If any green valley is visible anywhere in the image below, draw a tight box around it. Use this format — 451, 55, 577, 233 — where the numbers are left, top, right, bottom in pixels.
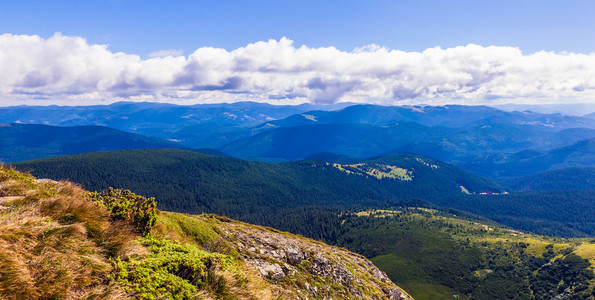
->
335, 209, 595, 299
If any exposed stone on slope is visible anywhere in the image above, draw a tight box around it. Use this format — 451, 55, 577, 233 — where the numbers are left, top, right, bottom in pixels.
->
213, 218, 412, 299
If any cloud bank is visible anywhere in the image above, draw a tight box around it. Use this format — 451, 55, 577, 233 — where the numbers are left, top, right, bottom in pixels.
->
1, 33, 595, 106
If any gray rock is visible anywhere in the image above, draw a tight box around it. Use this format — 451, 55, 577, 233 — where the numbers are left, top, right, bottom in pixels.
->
223, 221, 412, 299
253, 260, 285, 280
286, 245, 306, 265
389, 288, 410, 300
310, 253, 332, 277
35, 178, 58, 184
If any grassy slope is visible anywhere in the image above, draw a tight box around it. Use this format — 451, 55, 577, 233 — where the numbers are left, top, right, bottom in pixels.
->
0, 166, 406, 299
337, 209, 595, 299
0, 167, 130, 299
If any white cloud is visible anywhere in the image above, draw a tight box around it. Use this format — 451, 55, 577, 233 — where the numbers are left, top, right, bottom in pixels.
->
148, 49, 184, 58
1, 33, 595, 106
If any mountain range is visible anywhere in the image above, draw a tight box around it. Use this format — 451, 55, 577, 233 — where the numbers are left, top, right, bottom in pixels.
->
3, 102, 595, 180
251, 104, 595, 129
0, 101, 352, 148
218, 104, 595, 168
220, 122, 595, 164
461, 138, 595, 178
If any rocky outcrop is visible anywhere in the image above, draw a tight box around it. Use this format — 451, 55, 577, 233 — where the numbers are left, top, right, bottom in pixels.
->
215, 218, 412, 299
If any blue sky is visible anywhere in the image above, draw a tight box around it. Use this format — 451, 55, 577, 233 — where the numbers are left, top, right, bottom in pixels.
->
3, 0, 595, 56
1, 0, 595, 107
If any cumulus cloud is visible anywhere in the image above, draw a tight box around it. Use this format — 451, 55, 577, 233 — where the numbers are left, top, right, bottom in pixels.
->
1, 33, 595, 106
148, 49, 184, 58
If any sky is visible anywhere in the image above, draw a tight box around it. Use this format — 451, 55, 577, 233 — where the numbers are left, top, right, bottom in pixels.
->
1, 0, 595, 108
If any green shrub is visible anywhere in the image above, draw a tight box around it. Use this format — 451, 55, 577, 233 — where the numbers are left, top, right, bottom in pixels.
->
113, 238, 231, 299
87, 188, 157, 236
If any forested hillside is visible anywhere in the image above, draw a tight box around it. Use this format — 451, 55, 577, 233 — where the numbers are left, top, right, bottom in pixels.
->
337, 209, 595, 299
244, 206, 595, 299
14, 149, 498, 220
432, 191, 595, 237
462, 138, 595, 178
14, 148, 595, 238
501, 167, 595, 192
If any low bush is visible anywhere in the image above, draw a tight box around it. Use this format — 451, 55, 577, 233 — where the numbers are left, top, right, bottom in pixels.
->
113, 238, 231, 299
87, 188, 157, 236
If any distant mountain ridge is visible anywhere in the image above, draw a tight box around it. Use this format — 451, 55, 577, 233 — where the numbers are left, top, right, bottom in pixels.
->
221, 122, 441, 161
4, 101, 595, 178
220, 120, 595, 165
254, 104, 595, 130
2, 102, 594, 149
0, 101, 353, 148
0, 123, 187, 163
218, 104, 595, 177
462, 137, 595, 178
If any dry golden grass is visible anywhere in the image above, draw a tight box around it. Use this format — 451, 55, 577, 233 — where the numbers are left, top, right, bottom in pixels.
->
0, 166, 136, 299
0, 167, 276, 299
575, 242, 595, 268
224, 264, 275, 300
